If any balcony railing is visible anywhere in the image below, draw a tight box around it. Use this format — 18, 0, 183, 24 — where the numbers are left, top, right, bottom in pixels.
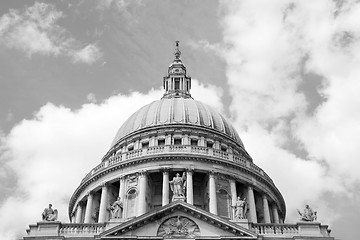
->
81, 145, 273, 184
250, 223, 299, 236
59, 223, 106, 236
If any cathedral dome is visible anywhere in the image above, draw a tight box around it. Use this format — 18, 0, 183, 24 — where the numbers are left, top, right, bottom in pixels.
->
111, 97, 244, 148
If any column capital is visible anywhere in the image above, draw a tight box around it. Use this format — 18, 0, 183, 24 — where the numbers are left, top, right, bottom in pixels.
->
209, 170, 216, 177
161, 167, 170, 174
101, 182, 109, 188
186, 168, 194, 174
119, 175, 126, 181
139, 170, 147, 177
86, 191, 94, 197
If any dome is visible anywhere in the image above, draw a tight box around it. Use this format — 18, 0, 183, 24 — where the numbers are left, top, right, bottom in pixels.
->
111, 97, 244, 148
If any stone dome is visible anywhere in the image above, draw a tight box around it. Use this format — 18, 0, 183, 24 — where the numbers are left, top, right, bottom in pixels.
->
111, 97, 244, 148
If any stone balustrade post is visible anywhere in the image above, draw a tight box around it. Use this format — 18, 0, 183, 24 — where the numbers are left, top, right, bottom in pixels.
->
263, 194, 271, 223
162, 168, 170, 206
186, 169, 194, 205
98, 183, 109, 223
247, 186, 257, 223
209, 171, 217, 215
137, 170, 148, 216
84, 192, 94, 223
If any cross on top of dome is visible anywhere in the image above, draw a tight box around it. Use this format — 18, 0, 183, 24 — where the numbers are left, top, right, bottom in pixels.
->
162, 41, 192, 99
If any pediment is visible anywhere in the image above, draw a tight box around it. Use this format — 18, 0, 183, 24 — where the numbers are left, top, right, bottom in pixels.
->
98, 201, 257, 239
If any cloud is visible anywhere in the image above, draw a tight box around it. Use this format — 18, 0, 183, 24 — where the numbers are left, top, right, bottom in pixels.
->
213, 0, 360, 229
96, 0, 144, 22
0, 80, 222, 240
0, 2, 102, 64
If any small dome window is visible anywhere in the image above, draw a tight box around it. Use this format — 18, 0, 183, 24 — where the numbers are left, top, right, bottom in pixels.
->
206, 141, 214, 148
191, 139, 198, 146
158, 139, 165, 146
174, 138, 182, 145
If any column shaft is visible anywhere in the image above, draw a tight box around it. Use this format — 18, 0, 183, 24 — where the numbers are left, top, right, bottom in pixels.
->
263, 195, 271, 223
209, 173, 217, 215
186, 170, 194, 204
247, 186, 257, 223
162, 170, 169, 206
75, 204, 83, 223
272, 204, 280, 223
98, 184, 108, 222
84, 193, 93, 223
119, 177, 126, 201
137, 171, 148, 216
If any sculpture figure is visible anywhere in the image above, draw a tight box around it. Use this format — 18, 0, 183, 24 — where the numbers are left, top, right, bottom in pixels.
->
42, 204, 58, 221
297, 204, 317, 221
233, 196, 247, 219
108, 197, 123, 219
169, 172, 186, 200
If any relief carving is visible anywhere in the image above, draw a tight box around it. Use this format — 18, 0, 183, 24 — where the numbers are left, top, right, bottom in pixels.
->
157, 216, 200, 238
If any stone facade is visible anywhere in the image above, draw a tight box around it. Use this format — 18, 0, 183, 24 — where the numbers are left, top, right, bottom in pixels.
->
23, 42, 334, 240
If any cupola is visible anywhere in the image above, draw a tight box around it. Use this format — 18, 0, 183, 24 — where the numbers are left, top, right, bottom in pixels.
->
162, 41, 192, 99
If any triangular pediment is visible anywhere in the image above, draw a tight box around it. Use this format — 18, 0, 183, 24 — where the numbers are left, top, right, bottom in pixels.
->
98, 201, 257, 239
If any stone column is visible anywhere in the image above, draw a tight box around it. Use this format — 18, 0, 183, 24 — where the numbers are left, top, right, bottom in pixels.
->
186, 169, 194, 205
263, 194, 271, 223
119, 176, 126, 201
272, 204, 280, 223
137, 170, 148, 216
84, 192, 93, 223
75, 203, 83, 223
162, 169, 170, 206
247, 186, 257, 223
229, 179, 237, 207
98, 183, 109, 223
209, 172, 217, 215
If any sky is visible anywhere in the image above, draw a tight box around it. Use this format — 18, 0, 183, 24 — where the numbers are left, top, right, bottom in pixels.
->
0, 0, 359, 239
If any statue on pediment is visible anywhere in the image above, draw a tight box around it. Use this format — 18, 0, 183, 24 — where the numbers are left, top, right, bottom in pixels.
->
108, 197, 123, 219
169, 172, 186, 201
233, 196, 247, 219
41, 204, 58, 221
297, 204, 317, 221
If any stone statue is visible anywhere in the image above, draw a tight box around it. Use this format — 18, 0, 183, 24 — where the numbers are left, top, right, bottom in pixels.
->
297, 204, 317, 221
233, 196, 247, 219
42, 204, 58, 221
169, 172, 186, 200
108, 197, 123, 219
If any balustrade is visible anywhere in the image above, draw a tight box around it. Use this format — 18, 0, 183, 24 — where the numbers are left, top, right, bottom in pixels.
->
81, 145, 270, 185
59, 223, 106, 236
250, 223, 299, 236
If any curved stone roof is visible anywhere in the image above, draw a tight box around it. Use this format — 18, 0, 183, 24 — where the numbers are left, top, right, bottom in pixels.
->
111, 97, 243, 147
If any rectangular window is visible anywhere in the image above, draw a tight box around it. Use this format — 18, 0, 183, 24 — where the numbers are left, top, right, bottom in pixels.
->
207, 142, 214, 148
175, 78, 180, 90
158, 139, 165, 146
191, 139, 198, 146
142, 142, 149, 148
174, 138, 182, 145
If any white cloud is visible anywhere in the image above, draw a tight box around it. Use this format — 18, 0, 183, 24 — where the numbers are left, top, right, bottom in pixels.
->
214, 0, 360, 229
0, 80, 221, 240
0, 2, 102, 64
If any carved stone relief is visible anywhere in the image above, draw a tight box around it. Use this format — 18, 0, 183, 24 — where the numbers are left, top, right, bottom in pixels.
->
157, 216, 200, 238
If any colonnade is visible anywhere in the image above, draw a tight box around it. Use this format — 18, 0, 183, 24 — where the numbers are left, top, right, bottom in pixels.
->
74, 169, 281, 224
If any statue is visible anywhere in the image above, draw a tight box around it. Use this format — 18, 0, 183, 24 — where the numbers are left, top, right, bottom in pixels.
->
169, 172, 186, 201
108, 197, 123, 219
297, 204, 317, 221
232, 196, 247, 219
41, 204, 58, 221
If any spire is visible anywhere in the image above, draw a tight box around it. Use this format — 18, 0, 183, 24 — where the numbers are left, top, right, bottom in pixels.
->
162, 41, 192, 99
174, 41, 181, 60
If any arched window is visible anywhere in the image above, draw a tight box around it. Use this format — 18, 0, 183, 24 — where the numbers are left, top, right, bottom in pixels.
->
125, 188, 137, 218
217, 189, 231, 218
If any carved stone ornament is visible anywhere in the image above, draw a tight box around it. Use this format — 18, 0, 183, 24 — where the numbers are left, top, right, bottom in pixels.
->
157, 216, 200, 238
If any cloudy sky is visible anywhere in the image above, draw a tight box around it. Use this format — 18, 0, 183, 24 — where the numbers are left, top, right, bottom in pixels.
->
0, 0, 359, 239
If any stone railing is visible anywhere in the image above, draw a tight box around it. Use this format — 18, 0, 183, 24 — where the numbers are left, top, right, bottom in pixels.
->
60, 223, 106, 236
81, 145, 273, 183
251, 223, 299, 236
250, 222, 331, 238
